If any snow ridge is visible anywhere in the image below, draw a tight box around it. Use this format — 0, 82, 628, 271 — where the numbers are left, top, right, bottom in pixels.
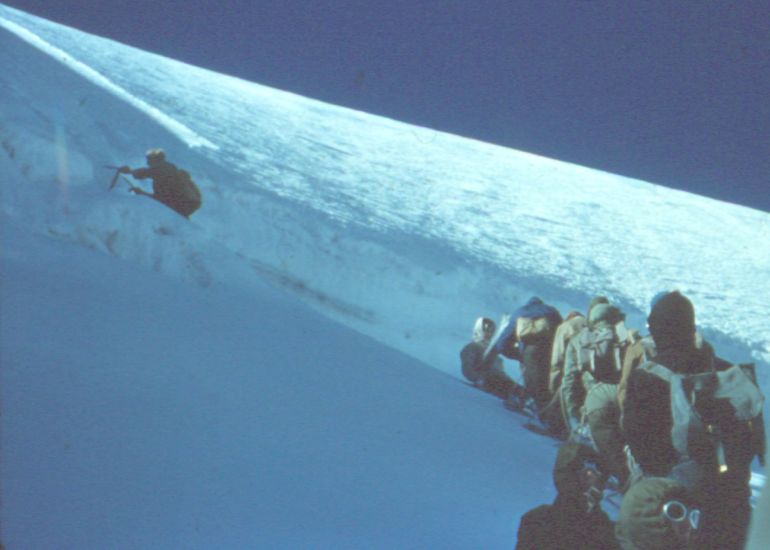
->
0, 13, 217, 151
1, 4, 769, 380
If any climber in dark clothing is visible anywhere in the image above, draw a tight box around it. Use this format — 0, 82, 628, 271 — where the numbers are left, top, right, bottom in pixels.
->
516, 441, 619, 549
460, 317, 523, 400
491, 297, 562, 411
120, 148, 202, 218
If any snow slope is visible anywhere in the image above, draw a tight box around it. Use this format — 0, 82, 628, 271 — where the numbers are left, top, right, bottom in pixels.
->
1, 221, 561, 549
0, 5, 769, 547
0, 4, 768, 380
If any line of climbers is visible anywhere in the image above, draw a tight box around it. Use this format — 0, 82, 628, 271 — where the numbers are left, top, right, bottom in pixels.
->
460, 291, 765, 550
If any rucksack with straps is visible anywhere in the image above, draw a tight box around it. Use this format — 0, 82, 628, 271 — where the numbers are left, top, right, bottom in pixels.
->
171, 169, 202, 217
580, 321, 631, 384
516, 316, 552, 345
640, 361, 765, 472
561, 320, 633, 429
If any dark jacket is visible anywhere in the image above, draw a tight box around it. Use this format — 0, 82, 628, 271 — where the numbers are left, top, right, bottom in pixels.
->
461, 341, 504, 383
460, 341, 516, 399
131, 160, 201, 218
516, 496, 619, 550
617, 334, 730, 412
517, 441, 620, 549
622, 345, 756, 549
622, 346, 715, 476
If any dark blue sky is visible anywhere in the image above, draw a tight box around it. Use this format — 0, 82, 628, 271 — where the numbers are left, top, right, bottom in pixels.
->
6, 0, 769, 212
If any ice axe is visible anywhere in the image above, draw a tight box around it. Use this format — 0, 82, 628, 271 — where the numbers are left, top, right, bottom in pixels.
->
104, 165, 126, 190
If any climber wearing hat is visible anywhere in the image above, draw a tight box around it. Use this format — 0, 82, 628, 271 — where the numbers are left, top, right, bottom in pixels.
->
119, 149, 202, 218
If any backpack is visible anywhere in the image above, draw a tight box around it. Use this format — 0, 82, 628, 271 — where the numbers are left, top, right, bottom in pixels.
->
516, 316, 552, 345
640, 361, 765, 472
172, 169, 202, 216
580, 321, 631, 384
177, 170, 201, 203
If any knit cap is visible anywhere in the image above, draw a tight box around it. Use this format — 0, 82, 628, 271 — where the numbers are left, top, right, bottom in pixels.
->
647, 291, 695, 349
588, 303, 625, 328
616, 477, 694, 550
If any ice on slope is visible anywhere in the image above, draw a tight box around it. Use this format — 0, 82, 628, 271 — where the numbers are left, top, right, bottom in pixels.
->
1, 4, 768, 380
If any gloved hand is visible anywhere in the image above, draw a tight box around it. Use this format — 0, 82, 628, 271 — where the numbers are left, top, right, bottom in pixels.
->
118, 165, 132, 174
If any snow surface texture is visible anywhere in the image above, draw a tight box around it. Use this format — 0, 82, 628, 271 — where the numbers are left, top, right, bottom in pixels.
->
0, 5, 768, 548
2, 221, 562, 549
1, 5, 769, 376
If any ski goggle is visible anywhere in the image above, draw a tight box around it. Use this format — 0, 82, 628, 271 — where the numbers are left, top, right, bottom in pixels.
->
662, 500, 701, 530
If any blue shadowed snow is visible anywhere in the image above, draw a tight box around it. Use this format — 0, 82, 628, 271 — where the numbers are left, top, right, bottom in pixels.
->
1, 220, 559, 549
0, 5, 768, 548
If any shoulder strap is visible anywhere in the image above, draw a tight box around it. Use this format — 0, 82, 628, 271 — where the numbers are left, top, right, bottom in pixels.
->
637, 336, 655, 364
643, 360, 766, 466
640, 362, 702, 458
639, 360, 669, 379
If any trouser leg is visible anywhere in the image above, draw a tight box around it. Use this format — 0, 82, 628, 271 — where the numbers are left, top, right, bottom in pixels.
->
521, 344, 551, 410
586, 406, 629, 486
